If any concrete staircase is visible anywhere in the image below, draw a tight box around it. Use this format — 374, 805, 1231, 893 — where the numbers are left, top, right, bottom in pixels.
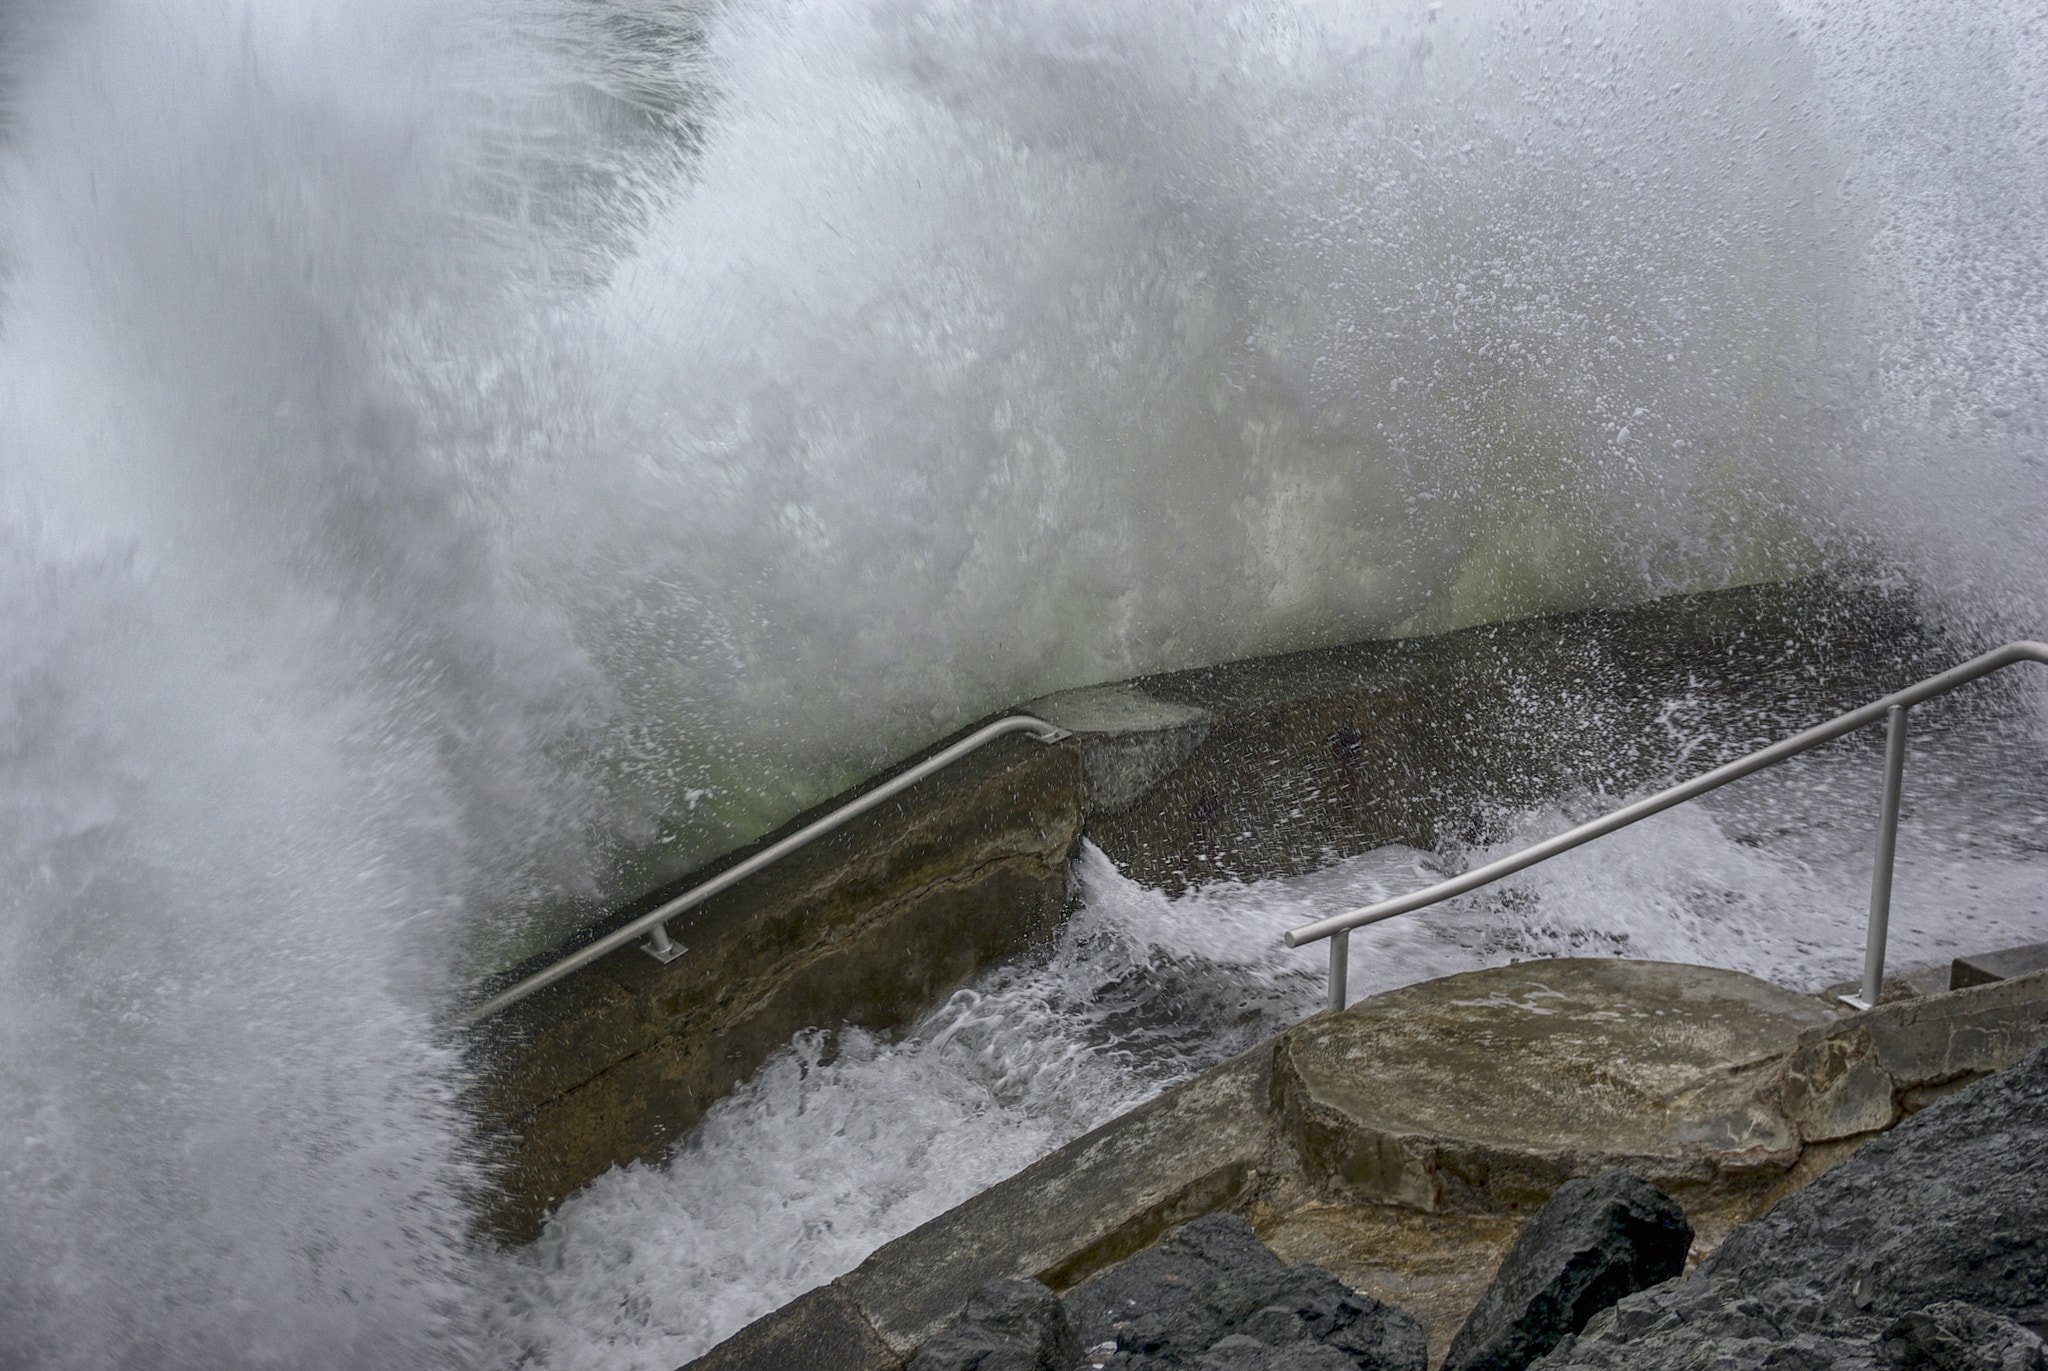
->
688, 955, 2048, 1370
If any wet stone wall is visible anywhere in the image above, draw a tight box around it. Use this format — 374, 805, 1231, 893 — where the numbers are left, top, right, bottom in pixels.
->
466, 578, 1932, 1238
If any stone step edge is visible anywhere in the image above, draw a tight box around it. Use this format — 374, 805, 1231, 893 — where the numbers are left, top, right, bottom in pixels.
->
683, 961, 2048, 1371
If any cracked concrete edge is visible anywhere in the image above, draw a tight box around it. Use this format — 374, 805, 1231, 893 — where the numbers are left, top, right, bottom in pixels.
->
683, 1283, 902, 1371
1027, 681, 1215, 815
831, 1040, 1281, 1355
1780, 969, 2048, 1144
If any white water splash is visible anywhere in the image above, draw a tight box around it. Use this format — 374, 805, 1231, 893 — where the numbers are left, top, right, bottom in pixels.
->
487, 712, 2048, 1367
2, 1, 2046, 1365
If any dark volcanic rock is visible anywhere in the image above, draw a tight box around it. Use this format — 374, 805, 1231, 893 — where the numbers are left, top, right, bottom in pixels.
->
1528, 1275, 1884, 1371
1444, 1168, 1692, 1371
908, 1277, 1081, 1371
1065, 1215, 1285, 1350
1525, 1288, 2047, 1371
1695, 1040, 2048, 1329
1101, 1261, 1426, 1371
1190, 1334, 1360, 1370
1880, 1303, 2045, 1371
1532, 1043, 2048, 1371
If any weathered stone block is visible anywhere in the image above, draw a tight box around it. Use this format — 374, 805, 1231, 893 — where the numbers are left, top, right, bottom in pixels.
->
687, 1283, 901, 1371
838, 1044, 1276, 1354
1780, 969, 2048, 1149
1275, 961, 1825, 1215
485, 853, 1074, 1239
1780, 1024, 1901, 1143
1950, 942, 2048, 992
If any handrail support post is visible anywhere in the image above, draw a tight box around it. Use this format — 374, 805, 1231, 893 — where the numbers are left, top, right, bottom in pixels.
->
1327, 928, 1350, 1014
457, 713, 1070, 1025
642, 921, 685, 964
1845, 702, 1910, 1011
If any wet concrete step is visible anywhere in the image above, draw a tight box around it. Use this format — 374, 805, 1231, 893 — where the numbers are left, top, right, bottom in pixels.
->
1953, 940, 2048, 990
683, 958, 2048, 1371
1274, 960, 1834, 1218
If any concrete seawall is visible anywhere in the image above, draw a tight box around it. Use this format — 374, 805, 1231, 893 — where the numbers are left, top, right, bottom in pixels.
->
465, 579, 1931, 1239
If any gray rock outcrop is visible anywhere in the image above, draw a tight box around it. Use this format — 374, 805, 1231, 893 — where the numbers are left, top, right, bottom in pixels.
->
1880, 1302, 2045, 1371
1189, 1334, 1362, 1370
1057, 1213, 1423, 1371
1444, 1168, 1692, 1371
1065, 1215, 1285, 1351
1532, 1041, 2048, 1371
1696, 1042, 2048, 1327
1098, 1259, 1426, 1371
908, 1277, 1081, 1371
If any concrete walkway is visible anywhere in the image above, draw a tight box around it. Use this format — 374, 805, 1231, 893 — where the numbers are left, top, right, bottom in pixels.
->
686, 958, 2048, 1370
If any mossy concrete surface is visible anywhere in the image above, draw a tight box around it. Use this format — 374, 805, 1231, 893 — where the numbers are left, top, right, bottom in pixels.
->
466, 579, 1931, 1241
683, 957, 2048, 1371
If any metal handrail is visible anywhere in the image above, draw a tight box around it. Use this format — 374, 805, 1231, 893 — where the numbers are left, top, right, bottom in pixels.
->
1285, 640, 2048, 1015
457, 713, 1071, 1026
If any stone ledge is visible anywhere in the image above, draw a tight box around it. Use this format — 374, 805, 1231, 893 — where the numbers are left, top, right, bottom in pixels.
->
683, 1284, 898, 1371
836, 1041, 1279, 1355
470, 578, 1931, 1242
1272, 961, 1833, 1216
1780, 967, 2048, 1143
683, 955, 2048, 1371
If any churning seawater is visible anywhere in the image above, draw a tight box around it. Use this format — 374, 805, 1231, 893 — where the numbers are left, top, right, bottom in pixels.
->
2, 1, 2045, 1366
479, 709, 2048, 1370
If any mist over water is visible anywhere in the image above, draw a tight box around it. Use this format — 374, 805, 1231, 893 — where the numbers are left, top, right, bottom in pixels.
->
1, 0, 2045, 1365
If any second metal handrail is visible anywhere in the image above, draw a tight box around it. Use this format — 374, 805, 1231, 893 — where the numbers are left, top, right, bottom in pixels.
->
457, 713, 1070, 1026
1285, 640, 2048, 1014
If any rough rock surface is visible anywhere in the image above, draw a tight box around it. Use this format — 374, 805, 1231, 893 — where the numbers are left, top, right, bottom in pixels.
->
908, 1278, 1080, 1371
1531, 1043, 2048, 1371
1880, 1302, 2045, 1371
1525, 1282, 2045, 1371
1065, 1215, 1285, 1350
1099, 1261, 1426, 1371
1189, 1335, 1361, 1370
1444, 1169, 1692, 1371
1696, 1043, 2048, 1327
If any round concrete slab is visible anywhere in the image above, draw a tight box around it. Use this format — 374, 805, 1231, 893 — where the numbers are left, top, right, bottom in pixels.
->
1278, 959, 1840, 1214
